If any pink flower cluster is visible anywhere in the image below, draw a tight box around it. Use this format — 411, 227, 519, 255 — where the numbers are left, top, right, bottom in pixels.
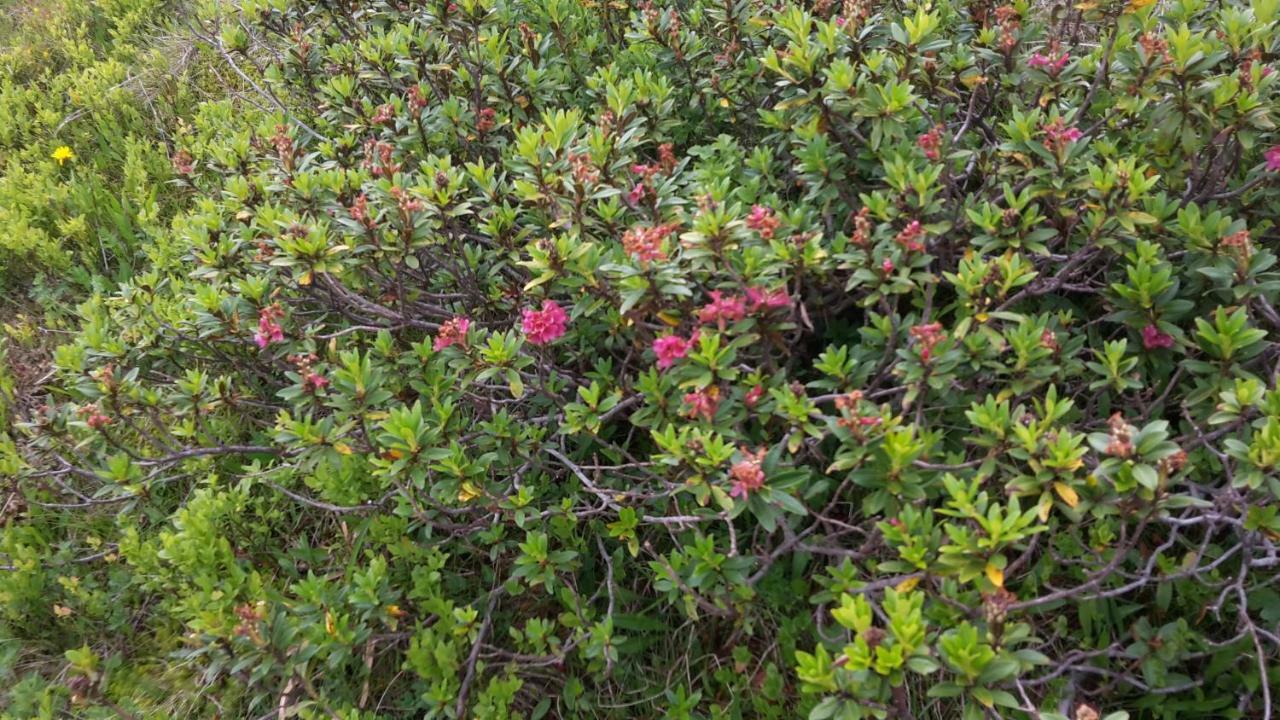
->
744, 286, 791, 311
1028, 51, 1069, 75
653, 332, 698, 370
349, 193, 375, 229
683, 386, 720, 422
623, 223, 679, 263
728, 448, 767, 499
627, 183, 647, 206
1266, 146, 1280, 172
909, 322, 945, 363
303, 372, 329, 393
287, 354, 328, 393
698, 291, 748, 326
1041, 118, 1083, 153
80, 404, 112, 430
521, 300, 568, 345
254, 305, 285, 349
696, 287, 792, 328
895, 220, 926, 253
1141, 324, 1174, 351
917, 125, 944, 161
434, 316, 471, 351
835, 390, 882, 436
362, 139, 401, 177
407, 86, 429, 117
745, 205, 781, 239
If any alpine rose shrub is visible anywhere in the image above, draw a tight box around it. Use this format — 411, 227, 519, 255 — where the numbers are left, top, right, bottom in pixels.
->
5, 0, 1280, 718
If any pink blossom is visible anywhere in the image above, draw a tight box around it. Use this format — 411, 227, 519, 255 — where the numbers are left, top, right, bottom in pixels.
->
745, 205, 781, 239
521, 300, 569, 345
745, 286, 792, 313
1042, 118, 1083, 153
1141, 324, 1175, 350
623, 223, 678, 263
895, 221, 926, 253
917, 125, 943, 161
1266, 146, 1280, 172
349, 193, 374, 228
434, 316, 471, 351
254, 306, 285, 349
729, 448, 767, 499
744, 384, 765, 408
881, 257, 895, 274
697, 291, 747, 326
910, 322, 945, 363
627, 183, 647, 205
303, 372, 329, 393
1028, 52, 1069, 74
683, 387, 720, 422
653, 333, 696, 370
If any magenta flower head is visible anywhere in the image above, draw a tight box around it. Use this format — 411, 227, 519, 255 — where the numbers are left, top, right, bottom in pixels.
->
1265, 146, 1280, 172
1029, 52, 1069, 75
917, 125, 944, 161
728, 448, 767, 499
697, 291, 747, 327
653, 332, 696, 370
627, 183, 647, 206
682, 387, 720, 422
521, 300, 569, 345
745, 205, 781, 239
254, 305, 285, 349
434, 316, 471, 351
1141, 324, 1175, 351
744, 286, 792, 314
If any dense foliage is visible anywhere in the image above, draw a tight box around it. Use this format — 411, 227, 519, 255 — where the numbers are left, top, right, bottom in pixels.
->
4, 0, 1280, 717
0, 0, 208, 296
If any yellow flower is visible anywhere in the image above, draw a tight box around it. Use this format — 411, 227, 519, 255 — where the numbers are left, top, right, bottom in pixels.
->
52, 146, 75, 165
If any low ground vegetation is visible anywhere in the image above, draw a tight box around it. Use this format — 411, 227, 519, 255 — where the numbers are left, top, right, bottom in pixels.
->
3, 0, 1280, 718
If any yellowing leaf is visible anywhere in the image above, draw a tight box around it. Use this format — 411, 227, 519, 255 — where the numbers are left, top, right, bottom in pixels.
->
333, 443, 353, 455
657, 311, 682, 327
1038, 493, 1052, 522
298, 271, 313, 286
985, 562, 1004, 588
1125, 0, 1156, 12
1054, 482, 1080, 507
896, 575, 921, 592
458, 481, 483, 503
774, 95, 813, 111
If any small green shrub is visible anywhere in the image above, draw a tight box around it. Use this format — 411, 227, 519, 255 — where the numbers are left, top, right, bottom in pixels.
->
5, 0, 1280, 717
0, 0, 207, 293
